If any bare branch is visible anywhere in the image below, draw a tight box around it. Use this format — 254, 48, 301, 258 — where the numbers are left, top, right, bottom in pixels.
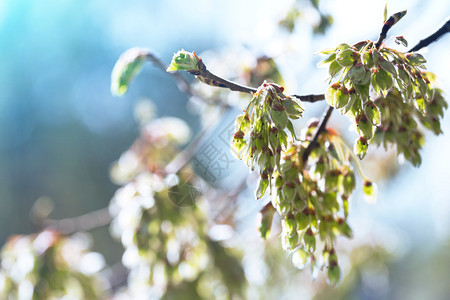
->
302, 105, 334, 162
189, 58, 325, 103
44, 207, 112, 235
409, 17, 450, 52
375, 10, 407, 49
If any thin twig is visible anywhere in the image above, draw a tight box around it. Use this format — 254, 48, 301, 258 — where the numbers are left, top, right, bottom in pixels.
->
408, 17, 450, 52
301, 105, 334, 162
191, 59, 325, 102
145, 52, 193, 95
375, 10, 407, 49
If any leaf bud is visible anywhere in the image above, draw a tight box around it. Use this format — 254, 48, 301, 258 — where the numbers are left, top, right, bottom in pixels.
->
167, 50, 199, 72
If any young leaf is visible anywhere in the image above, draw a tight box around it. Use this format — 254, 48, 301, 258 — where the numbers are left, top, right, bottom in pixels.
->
395, 36, 408, 47
111, 47, 148, 96
258, 204, 275, 239
167, 50, 199, 72
336, 49, 355, 67
318, 53, 337, 67
256, 177, 269, 199
406, 53, 426, 66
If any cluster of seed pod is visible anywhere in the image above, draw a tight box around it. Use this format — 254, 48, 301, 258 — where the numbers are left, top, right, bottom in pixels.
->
319, 40, 442, 160
371, 87, 447, 166
257, 121, 374, 285
232, 82, 304, 198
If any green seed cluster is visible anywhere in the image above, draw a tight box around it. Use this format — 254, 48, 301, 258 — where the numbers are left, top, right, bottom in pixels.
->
372, 87, 447, 166
258, 122, 365, 285
0, 231, 105, 299
319, 40, 440, 160
232, 82, 304, 198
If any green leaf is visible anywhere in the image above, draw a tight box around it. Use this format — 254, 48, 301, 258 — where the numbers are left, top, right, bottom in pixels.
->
303, 228, 316, 252
111, 47, 148, 96
379, 59, 397, 77
319, 48, 336, 55
354, 137, 368, 159
336, 43, 352, 52
270, 109, 288, 130
356, 114, 374, 140
342, 93, 358, 115
326, 84, 340, 106
341, 171, 356, 196
329, 60, 344, 77
335, 87, 350, 109
286, 120, 298, 140
295, 212, 310, 231
415, 98, 427, 116
336, 49, 356, 67
374, 69, 393, 96
166, 50, 199, 72
327, 265, 341, 286
383, 3, 388, 22
406, 53, 426, 66
363, 180, 376, 203
256, 177, 269, 199
353, 83, 370, 100
318, 53, 336, 67
258, 205, 275, 239
282, 99, 304, 118
364, 101, 381, 125
348, 64, 370, 85
362, 51, 374, 68
395, 36, 408, 47
292, 248, 309, 270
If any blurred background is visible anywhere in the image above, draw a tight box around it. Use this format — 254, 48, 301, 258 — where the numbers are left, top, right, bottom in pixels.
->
0, 0, 449, 298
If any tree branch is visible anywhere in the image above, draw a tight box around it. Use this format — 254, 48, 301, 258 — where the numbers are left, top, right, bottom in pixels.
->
408, 17, 450, 52
44, 207, 112, 235
301, 105, 334, 162
190, 58, 325, 102
375, 10, 407, 49
145, 52, 194, 96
